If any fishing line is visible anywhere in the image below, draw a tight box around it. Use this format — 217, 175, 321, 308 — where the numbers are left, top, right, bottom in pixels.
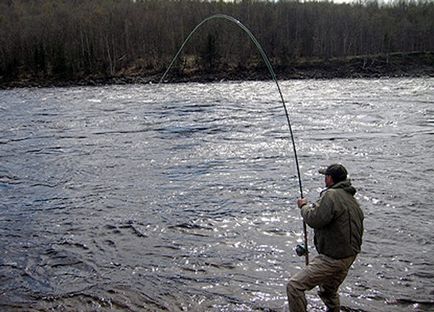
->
158, 14, 308, 265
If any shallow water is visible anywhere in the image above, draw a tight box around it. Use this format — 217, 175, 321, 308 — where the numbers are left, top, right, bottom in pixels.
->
0, 78, 433, 311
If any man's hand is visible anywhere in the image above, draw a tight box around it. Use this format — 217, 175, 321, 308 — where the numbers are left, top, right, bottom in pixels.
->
297, 198, 308, 208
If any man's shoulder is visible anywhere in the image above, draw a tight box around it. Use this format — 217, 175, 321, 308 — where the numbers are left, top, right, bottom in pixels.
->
320, 187, 338, 199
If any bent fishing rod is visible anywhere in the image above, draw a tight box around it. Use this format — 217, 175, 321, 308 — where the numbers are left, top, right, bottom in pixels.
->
158, 14, 309, 265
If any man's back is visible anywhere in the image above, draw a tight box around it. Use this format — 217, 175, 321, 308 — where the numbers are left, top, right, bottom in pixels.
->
301, 180, 364, 259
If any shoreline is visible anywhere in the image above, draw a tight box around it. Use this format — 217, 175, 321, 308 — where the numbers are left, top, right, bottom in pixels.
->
1, 52, 433, 89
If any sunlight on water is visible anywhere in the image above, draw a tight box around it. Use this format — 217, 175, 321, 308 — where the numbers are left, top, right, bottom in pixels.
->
0, 78, 433, 311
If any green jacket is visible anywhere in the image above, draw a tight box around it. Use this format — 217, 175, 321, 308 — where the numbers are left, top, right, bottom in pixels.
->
301, 180, 364, 259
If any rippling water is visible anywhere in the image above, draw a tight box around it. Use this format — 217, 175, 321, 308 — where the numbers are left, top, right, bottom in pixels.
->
0, 78, 433, 311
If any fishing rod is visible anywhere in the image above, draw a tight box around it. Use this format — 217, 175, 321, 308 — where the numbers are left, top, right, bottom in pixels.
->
158, 14, 309, 265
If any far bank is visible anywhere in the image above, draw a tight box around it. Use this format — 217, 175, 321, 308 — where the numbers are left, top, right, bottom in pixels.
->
1, 52, 433, 89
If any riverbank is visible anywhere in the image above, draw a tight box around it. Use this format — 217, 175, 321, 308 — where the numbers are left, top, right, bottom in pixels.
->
1, 52, 433, 89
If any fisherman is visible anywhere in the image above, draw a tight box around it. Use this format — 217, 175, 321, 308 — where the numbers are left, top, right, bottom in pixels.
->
287, 164, 364, 312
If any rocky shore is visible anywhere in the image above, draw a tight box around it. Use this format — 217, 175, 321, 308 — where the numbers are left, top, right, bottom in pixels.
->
1, 52, 433, 89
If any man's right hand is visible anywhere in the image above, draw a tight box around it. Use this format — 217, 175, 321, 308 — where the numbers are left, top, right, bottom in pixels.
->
297, 198, 308, 208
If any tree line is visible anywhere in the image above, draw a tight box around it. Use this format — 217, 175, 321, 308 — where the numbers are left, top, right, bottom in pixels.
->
0, 0, 433, 84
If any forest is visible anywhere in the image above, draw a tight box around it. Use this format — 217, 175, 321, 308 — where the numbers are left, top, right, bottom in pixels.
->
0, 0, 433, 87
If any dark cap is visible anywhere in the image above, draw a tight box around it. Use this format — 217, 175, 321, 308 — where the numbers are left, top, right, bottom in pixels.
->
319, 164, 348, 183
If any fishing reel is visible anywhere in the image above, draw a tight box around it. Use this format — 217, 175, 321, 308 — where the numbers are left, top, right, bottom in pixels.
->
295, 244, 308, 257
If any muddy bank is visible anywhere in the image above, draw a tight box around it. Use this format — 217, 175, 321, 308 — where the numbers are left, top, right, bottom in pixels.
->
1, 52, 433, 89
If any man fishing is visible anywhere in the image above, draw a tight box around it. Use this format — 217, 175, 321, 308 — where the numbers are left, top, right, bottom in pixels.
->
287, 164, 364, 312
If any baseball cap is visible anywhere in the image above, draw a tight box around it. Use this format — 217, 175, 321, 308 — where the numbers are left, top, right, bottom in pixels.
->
318, 164, 348, 182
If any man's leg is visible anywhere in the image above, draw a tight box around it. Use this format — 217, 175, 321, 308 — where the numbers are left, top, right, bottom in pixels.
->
287, 255, 342, 312
286, 255, 355, 312
286, 275, 308, 312
317, 255, 356, 312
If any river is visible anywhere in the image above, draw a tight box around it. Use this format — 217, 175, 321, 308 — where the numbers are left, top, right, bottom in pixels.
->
0, 78, 433, 311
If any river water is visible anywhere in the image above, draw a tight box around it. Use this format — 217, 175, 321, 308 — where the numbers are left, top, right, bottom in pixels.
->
0, 78, 433, 311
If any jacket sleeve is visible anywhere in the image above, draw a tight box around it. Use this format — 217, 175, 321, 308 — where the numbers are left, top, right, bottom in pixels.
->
300, 191, 334, 229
